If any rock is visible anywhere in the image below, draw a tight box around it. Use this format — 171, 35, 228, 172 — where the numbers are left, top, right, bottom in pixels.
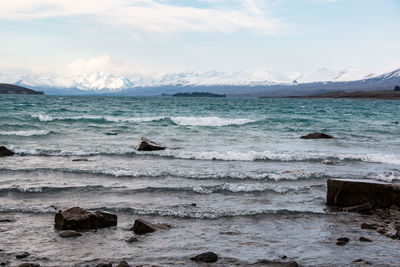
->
136, 137, 165, 151
59, 230, 82, 238
342, 203, 372, 212
322, 160, 335, 165
326, 179, 400, 209
126, 237, 138, 243
377, 228, 387, 235
361, 223, 378, 230
0, 218, 15, 223
0, 262, 8, 266
131, 218, 170, 234
190, 252, 218, 263
54, 207, 117, 230
359, 236, 373, 242
336, 237, 349, 245
190, 203, 197, 207
18, 264, 40, 267
95, 263, 112, 267
284, 262, 298, 267
0, 146, 14, 157
16, 252, 30, 259
72, 158, 89, 162
117, 261, 129, 267
300, 133, 333, 139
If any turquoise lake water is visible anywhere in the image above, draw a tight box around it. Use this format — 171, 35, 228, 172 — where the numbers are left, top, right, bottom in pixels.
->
1, 95, 400, 266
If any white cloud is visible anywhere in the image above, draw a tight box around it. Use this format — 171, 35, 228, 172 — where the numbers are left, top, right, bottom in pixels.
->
0, 0, 284, 35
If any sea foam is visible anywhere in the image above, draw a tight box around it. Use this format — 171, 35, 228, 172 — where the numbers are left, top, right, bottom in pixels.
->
0, 130, 50, 136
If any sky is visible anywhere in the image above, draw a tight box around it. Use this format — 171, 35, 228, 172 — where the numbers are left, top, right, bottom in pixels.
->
0, 0, 400, 87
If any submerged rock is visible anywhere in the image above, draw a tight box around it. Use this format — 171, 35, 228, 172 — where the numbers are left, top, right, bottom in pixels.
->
16, 252, 30, 259
18, 264, 40, 267
136, 137, 166, 151
59, 230, 82, 238
361, 223, 379, 230
359, 236, 373, 242
95, 263, 112, 267
72, 158, 89, 162
190, 252, 218, 263
0, 146, 14, 157
326, 179, 400, 209
54, 207, 117, 230
300, 133, 333, 139
126, 237, 138, 243
131, 218, 170, 234
116, 261, 129, 267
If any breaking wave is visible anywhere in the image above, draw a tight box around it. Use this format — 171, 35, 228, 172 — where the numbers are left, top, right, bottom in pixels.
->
9, 146, 400, 165
170, 116, 255, 126
31, 114, 255, 127
0, 130, 50, 136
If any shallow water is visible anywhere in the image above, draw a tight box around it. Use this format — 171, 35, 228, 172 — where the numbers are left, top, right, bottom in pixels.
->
1, 95, 400, 266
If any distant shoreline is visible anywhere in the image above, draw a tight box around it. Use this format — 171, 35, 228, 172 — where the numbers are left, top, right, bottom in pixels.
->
0, 83, 44, 95
261, 90, 400, 100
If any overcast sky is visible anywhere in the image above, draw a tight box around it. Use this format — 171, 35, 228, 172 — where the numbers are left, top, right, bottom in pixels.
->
0, 0, 399, 76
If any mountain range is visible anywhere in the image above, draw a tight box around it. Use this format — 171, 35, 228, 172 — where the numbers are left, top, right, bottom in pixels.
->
2, 67, 400, 97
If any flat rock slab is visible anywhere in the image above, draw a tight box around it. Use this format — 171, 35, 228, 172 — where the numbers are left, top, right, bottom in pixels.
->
55, 207, 117, 230
327, 179, 400, 209
131, 218, 170, 234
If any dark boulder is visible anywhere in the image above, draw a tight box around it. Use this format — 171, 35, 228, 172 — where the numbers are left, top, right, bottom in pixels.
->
300, 133, 333, 139
190, 252, 218, 263
95, 263, 112, 267
0, 146, 14, 157
58, 230, 82, 238
54, 207, 117, 230
131, 218, 170, 234
136, 137, 165, 151
327, 179, 400, 209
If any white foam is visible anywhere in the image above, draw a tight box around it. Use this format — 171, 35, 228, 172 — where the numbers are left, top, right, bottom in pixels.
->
0, 130, 50, 136
31, 114, 54, 121
170, 116, 255, 126
32, 114, 164, 123
375, 172, 400, 182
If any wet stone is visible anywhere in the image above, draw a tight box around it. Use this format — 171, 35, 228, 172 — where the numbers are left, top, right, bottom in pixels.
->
190, 252, 218, 263
95, 263, 112, 267
361, 223, 378, 230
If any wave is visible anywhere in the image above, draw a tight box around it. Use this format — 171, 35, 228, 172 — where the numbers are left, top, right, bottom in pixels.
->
0, 167, 325, 181
375, 171, 400, 182
0, 205, 325, 219
0, 183, 318, 196
170, 116, 255, 126
31, 114, 255, 127
31, 114, 164, 123
0, 130, 50, 136
0, 185, 111, 194
8, 146, 400, 165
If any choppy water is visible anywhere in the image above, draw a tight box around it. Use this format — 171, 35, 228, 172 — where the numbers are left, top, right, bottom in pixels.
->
1, 95, 400, 266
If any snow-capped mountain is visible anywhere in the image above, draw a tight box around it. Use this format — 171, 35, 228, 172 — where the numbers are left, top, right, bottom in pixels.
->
0, 66, 399, 95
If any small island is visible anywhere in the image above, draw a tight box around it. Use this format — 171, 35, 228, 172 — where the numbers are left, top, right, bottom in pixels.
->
172, 92, 226, 97
0, 83, 44, 95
